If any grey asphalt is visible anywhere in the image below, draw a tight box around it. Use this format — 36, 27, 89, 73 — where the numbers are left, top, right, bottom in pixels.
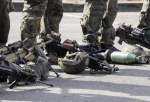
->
0, 12, 150, 102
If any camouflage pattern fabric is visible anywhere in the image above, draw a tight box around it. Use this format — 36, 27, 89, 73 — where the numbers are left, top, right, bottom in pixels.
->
58, 52, 89, 74
20, 0, 63, 41
138, 0, 150, 28
81, 0, 118, 45
0, 0, 13, 46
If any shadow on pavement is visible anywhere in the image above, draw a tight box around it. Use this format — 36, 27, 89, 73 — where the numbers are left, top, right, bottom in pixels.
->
0, 66, 150, 102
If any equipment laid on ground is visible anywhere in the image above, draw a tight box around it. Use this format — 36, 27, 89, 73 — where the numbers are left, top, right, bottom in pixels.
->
79, 44, 119, 74
0, 58, 54, 89
0, 38, 61, 88
104, 50, 148, 64
123, 45, 144, 56
58, 42, 119, 74
58, 52, 89, 74
0, 38, 59, 77
0, 56, 36, 89
115, 24, 150, 64
0, 40, 23, 55
116, 23, 150, 49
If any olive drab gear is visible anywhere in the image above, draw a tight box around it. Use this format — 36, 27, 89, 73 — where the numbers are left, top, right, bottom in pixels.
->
26, 57, 50, 81
0, 55, 54, 88
123, 45, 144, 56
0, 38, 60, 77
58, 52, 89, 74
116, 23, 150, 49
123, 45, 150, 64
81, 0, 118, 45
107, 51, 141, 64
20, 0, 63, 41
104, 49, 148, 64
0, 56, 37, 88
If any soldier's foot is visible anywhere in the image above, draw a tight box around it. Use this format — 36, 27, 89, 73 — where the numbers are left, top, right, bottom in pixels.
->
41, 31, 61, 43
82, 34, 98, 44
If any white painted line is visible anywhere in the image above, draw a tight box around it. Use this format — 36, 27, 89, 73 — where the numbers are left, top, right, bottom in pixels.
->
72, 75, 150, 87
69, 89, 150, 102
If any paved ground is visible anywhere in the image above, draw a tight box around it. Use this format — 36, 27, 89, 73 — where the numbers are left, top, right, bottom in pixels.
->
0, 11, 150, 102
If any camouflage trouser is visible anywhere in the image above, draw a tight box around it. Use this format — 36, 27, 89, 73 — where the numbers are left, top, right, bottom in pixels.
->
81, 0, 118, 45
0, 0, 13, 45
138, 0, 150, 28
20, 0, 63, 41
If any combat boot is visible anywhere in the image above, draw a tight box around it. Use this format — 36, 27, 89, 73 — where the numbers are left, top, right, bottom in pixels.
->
82, 33, 99, 44
44, 31, 61, 65
47, 51, 58, 65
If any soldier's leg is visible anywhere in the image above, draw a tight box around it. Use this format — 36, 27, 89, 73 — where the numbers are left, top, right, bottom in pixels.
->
43, 0, 63, 33
81, 0, 108, 43
42, 0, 63, 64
103, 0, 118, 28
20, 0, 48, 41
0, 0, 10, 46
101, 0, 118, 45
138, 0, 150, 28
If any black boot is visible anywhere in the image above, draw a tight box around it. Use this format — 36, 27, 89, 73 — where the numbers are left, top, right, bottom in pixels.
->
46, 43, 59, 65
82, 34, 98, 44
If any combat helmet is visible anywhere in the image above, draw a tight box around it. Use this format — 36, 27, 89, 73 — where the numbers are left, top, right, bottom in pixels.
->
58, 52, 89, 74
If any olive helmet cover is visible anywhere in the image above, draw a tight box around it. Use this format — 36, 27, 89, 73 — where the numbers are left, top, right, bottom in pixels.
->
58, 52, 89, 74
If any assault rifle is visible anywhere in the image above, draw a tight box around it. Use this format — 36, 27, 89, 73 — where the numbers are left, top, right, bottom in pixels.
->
78, 43, 119, 73
0, 38, 60, 88
0, 41, 23, 55
0, 38, 59, 77
116, 23, 150, 49
0, 57, 54, 89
